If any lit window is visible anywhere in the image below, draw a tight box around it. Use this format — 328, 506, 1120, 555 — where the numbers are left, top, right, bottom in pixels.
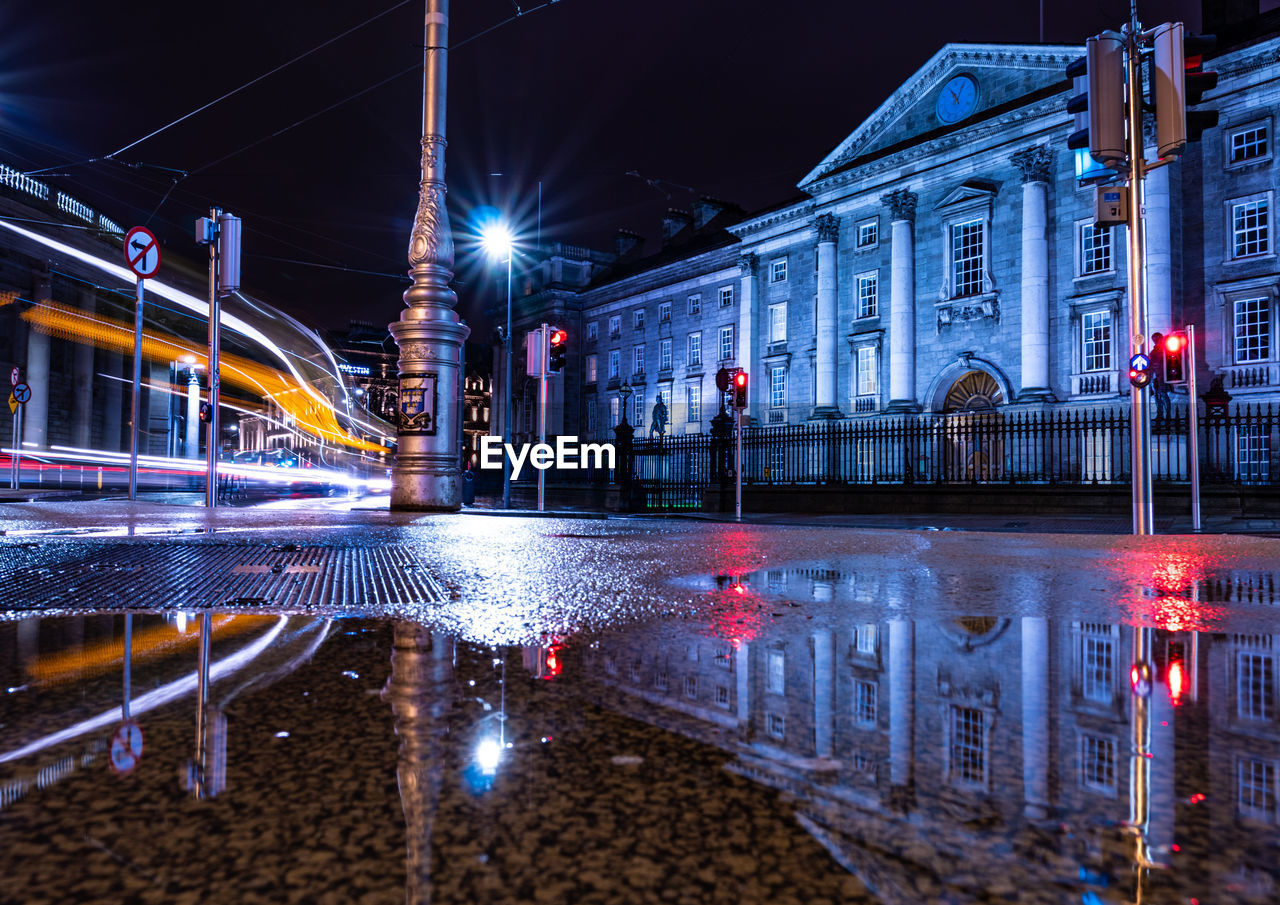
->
856, 218, 878, 248
1076, 623, 1116, 705
1230, 124, 1269, 164
688, 332, 701, 368
687, 294, 701, 316
660, 338, 672, 371
855, 346, 878, 396
609, 396, 620, 428
1239, 652, 1276, 719
586, 321, 598, 342
766, 650, 785, 694
1081, 224, 1113, 275
633, 344, 645, 376
950, 706, 985, 785
854, 623, 877, 655
771, 258, 787, 283
719, 325, 734, 361
1236, 424, 1272, 485
608, 315, 621, 338
608, 350, 620, 379
768, 303, 787, 344
1232, 198, 1270, 258
659, 301, 671, 323
1080, 733, 1116, 794
1234, 297, 1270, 363
719, 286, 734, 307
633, 309, 645, 329
770, 366, 786, 408
952, 218, 984, 297
632, 390, 644, 428
856, 272, 878, 319
855, 680, 877, 726
1082, 310, 1112, 372
686, 385, 701, 423
585, 354, 598, 384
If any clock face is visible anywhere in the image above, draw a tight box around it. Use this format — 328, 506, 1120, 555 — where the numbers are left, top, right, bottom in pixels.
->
936, 75, 979, 124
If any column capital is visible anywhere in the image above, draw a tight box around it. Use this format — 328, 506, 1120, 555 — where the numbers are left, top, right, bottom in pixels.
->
880, 189, 917, 223
1011, 145, 1054, 184
739, 253, 758, 277
813, 212, 840, 244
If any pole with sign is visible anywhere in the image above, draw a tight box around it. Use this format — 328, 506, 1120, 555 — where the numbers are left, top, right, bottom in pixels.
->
8, 367, 22, 490
124, 226, 161, 501
1187, 325, 1201, 532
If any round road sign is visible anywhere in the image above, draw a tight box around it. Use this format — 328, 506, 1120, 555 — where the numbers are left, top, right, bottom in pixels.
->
110, 720, 145, 774
124, 226, 161, 279
8, 366, 18, 387
12, 382, 30, 405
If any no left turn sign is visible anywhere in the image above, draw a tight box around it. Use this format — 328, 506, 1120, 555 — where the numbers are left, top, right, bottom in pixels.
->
12, 383, 30, 405
124, 226, 161, 279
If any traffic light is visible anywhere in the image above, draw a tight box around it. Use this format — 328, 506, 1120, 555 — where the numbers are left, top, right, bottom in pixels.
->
1130, 661, 1153, 698
1153, 23, 1219, 158
1163, 330, 1187, 383
732, 370, 748, 408
199, 401, 213, 423
1128, 351, 1154, 389
548, 328, 567, 373
1066, 32, 1127, 170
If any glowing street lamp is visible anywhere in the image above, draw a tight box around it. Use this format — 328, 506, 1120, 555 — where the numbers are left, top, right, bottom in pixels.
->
481, 222, 515, 510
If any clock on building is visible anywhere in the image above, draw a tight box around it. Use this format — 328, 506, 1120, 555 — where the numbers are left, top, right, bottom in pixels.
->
935, 74, 979, 124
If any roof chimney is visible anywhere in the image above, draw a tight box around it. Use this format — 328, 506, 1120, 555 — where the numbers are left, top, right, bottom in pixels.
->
692, 197, 727, 230
615, 229, 643, 258
662, 209, 693, 244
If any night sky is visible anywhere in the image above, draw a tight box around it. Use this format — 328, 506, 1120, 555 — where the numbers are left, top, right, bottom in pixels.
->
1, 0, 1203, 334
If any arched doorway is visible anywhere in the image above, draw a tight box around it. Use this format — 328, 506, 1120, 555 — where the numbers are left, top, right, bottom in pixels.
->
940, 370, 1004, 482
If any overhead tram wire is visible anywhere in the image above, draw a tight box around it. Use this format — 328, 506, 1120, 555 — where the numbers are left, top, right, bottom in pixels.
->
19, 0, 418, 178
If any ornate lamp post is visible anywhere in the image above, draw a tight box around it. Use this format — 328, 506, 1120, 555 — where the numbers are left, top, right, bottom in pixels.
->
389, 0, 471, 511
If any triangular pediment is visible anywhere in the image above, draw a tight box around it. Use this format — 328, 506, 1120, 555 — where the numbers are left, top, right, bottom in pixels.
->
934, 179, 998, 210
800, 43, 1079, 190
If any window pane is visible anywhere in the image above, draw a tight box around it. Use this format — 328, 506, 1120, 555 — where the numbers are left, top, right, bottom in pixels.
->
769, 303, 787, 343
688, 332, 701, 366
1233, 199, 1270, 258
952, 218, 984, 297
857, 273, 878, 318
660, 339, 672, 371
1082, 310, 1112, 372
1234, 297, 1270, 363
856, 346, 878, 396
770, 366, 786, 408
1232, 126, 1269, 164
719, 326, 734, 360
950, 706, 985, 784
1081, 225, 1112, 275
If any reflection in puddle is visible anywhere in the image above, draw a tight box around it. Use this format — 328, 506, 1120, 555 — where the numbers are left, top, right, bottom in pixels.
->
2, 592, 1279, 903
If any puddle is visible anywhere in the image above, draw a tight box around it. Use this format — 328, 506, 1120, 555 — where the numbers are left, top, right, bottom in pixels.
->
2, 604, 1278, 904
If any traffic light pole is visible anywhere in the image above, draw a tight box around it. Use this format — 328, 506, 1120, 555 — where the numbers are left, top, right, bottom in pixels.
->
538, 323, 548, 512
1187, 325, 1201, 531
204, 208, 222, 510
1123, 19, 1155, 536
735, 405, 742, 521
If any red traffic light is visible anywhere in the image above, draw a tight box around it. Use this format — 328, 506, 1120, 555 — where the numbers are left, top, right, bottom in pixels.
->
734, 372, 747, 387
549, 329, 566, 345
1165, 333, 1184, 353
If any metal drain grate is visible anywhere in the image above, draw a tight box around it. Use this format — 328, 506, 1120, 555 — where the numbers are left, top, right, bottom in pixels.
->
0, 543, 445, 610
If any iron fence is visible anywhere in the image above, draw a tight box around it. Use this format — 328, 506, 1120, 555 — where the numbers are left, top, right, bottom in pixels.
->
624, 403, 1280, 510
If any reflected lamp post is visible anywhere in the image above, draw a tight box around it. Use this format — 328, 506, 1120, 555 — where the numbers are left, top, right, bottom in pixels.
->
481, 223, 514, 510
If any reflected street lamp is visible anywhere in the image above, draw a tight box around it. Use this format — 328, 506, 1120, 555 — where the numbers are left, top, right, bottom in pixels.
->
481, 223, 514, 510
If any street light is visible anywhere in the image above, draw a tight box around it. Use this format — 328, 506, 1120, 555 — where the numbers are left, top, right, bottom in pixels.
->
481, 222, 515, 510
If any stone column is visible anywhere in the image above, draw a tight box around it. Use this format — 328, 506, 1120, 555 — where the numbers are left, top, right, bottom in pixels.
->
813, 214, 841, 418
72, 288, 96, 448
1020, 616, 1051, 818
735, 641, 750, 726
1145, 161, 1173, 333
737, 254, 758, 419
22, 269, 51, 449
102, 350, 124, 452
888, 619, 914, 790
881, 191, 919, 411
389, 0, 470, 511
1012, 146, 1055, 401
812, 629, 835, 758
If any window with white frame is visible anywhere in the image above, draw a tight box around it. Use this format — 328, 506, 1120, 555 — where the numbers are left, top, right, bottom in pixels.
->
586, 321, 598, 342
1236, 424, 1272, 485
1239, 758, 1278, 823
608, 314, 621, 337
719, 325, 734, 361
1082, 309, 1112, 372
1234, 297, 1271, 363
659, 301, 671, 322
719, 286, 734, 307
586, 353, 598, 384
766, 712, 786, 739
609, 396, 620, 428
1080, 733, 1117, 794
633, 344, 645, 376
949, 705, 986, 786
1239, 650, 1276, 720
770, 258, 788, 283
856, 218, 879, 249
632, 390, 644, 427
660, 338, 672, 371
855, 680, 877, 726
855, 345, 879, 397
856, 272, 878, 319
686, 384, 701, 423
854, 623, 877, 655
1080, 224, 1113, 275
1232, 197, 1271, 258
952, 217, 985, 297
688, 331, 701, 368
687, 294, 701, 316
1230, 123, 1270, 165
770, 366, 786, 408
656, 386, 671, 418
1075, 622, 1117, 705
608, 350, 620, 379
766, 649, 785, 694
768, 302, 787, 344
633, 309, 645, 329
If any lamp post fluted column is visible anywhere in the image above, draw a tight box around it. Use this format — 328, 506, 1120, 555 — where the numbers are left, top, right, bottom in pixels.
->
390, 0, 471, 511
